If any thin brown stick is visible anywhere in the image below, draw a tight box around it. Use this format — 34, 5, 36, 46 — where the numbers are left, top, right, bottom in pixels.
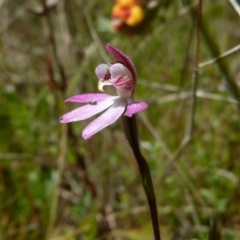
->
199, 43, 240, 68
42, 0, 67, 92
197, 7, 240, 109
185, 0, 201, 139
160, 0, 202, 180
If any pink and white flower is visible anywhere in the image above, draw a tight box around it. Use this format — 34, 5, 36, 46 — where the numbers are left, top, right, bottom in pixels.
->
60, 44, 148, 139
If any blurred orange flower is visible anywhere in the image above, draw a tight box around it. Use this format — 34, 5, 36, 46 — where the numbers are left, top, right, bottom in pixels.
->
112, 0, 145, 30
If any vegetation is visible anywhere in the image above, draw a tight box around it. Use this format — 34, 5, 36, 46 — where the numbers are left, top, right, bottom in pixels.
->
1, 0, 240, 239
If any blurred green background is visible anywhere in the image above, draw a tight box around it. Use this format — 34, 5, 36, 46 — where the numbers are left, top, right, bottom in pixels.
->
1, 0, 240, 239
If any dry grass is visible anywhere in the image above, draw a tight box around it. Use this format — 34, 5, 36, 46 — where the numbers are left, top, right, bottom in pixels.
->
1, 0, 240, 239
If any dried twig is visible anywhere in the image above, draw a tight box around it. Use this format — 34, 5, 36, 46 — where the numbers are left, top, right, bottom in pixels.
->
185, 0, 201, 140
155, 90, 239, 104
199, 43, 240, 68
159, 0, 202, 185
197, 5, 240, 109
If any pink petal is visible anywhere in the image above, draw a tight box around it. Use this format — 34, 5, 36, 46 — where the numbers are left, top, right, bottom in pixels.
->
95, 64, 110, 81
65, 93, 112, 103
124, 101, 148, 117
82, 98, 127, 139
60, 98, 116, 123
106, 44, 137, 82
109, 63, 133, 83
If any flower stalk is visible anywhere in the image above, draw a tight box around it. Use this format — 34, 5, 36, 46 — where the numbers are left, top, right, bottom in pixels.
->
122, 115, 161, 240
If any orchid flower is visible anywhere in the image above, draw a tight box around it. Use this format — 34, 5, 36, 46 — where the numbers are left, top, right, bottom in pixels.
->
60, 44, 148, 139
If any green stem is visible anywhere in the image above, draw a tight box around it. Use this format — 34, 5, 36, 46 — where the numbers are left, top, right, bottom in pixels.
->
186, 0, 240, 111
122, 115, 161, 240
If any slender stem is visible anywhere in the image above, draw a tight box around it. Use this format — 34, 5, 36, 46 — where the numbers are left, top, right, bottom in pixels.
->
208, 216, 221, 240
199, 43, 240, 68
122, 115, 161, 240
188, 0, 240, 110
40, 1, 68, 238
42, 0, 67, 92
186, 0, 201, 138
46, 123, 68, 240
160, 0, 202, 184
